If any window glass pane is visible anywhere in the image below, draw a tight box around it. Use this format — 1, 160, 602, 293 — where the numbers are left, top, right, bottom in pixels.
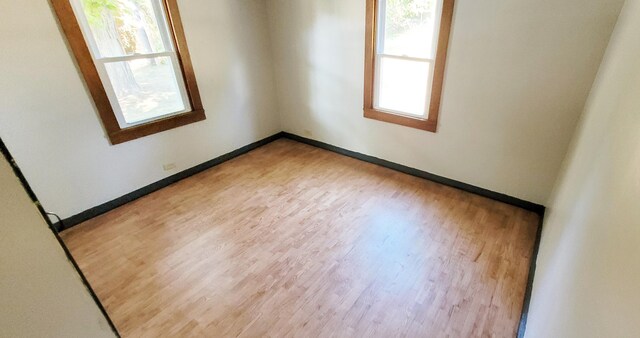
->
77, 0, 167, 57
376, 56, 430, 116
381, 0, 439, 59
104, 56, 187, 123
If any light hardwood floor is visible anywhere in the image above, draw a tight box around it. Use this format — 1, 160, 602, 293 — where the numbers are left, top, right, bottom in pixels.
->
61, 139, 539, 337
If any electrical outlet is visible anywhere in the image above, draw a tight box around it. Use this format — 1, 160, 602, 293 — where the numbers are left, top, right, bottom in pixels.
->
163, 163, 176, 171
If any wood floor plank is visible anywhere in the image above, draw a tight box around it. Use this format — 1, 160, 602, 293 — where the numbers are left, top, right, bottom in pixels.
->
61, 139, 539, 337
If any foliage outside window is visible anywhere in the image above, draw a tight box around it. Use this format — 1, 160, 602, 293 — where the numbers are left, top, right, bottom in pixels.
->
52, 0, 205, 144
363, 0, 455, 132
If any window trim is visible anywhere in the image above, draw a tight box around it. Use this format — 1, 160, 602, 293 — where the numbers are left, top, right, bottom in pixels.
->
51, 0, 205, 145
363, 0, 455, 132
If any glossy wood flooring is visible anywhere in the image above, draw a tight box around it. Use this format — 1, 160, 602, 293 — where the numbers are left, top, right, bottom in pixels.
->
62, 139, 539, 337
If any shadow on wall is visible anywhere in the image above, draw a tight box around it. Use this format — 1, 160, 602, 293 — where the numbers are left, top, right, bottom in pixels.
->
305, 1, 363, 140
526, 2, 640, 334
271, 0, 366, 142
141, 0, 278, 147
268, 0, 462, 175
208, 0, 279, 142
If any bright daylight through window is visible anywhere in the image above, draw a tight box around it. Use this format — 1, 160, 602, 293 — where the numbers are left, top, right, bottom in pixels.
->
71, 0, 190, 126
364, 0, 454, 132
52, 0, 204, 144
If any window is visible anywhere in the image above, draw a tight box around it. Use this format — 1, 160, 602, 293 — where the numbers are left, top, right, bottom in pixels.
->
52, 0, 204, 144
364, 0, 454, 132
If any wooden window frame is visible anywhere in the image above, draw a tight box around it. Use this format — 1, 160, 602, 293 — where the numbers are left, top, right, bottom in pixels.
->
51, 0, 205, 145
363, 0, 454, 132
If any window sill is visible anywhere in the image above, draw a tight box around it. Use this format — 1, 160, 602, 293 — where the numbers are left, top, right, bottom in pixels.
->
364, 108, 437, 132
108, 109, 206, 145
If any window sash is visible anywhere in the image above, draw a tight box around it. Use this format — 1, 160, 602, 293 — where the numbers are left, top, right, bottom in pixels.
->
70, 0, 191, 128
73, 0, 174, 59
96, 54, 192, 128
373, 0, 442, 118
97, 51, 173, 63
373, 55, 435, 117
363, 0, 454, 133
52, 0, 205, 144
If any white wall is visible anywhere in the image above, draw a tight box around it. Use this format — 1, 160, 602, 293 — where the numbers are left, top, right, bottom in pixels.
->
266, 0, 623, 205
0, 0, 280, 218
0, 0, 627, 216
0, 152, 115, 337
526, 0, 640, 336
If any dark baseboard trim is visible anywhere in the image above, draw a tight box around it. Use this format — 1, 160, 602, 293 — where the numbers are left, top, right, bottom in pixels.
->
55, 132, 284, 232
517, 210, 545, 338
0, 138, 121, 337
57, 131, 545, 232
281, 132, 546, 215
22, 130, 544, 337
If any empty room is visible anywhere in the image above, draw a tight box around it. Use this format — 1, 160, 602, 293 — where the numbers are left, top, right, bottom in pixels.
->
1, 0, 639, 337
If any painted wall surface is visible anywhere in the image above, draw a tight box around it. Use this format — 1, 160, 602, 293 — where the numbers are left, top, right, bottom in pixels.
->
526, 0, 640, 336
0, 0, 280, 218
0, 152, 115, 337
266, 0, 623, 204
